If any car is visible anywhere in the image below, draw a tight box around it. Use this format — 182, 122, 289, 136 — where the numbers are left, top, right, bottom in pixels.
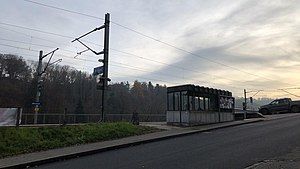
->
259, 98, 300, 115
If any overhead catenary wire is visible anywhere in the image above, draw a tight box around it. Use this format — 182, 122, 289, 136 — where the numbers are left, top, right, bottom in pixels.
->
0, 48, 184, 86
0, 30, 254, 86
0, 45, 245, 91
0, 27, 271, 88
21, 0, 295, 85
0, 45, 228, 89
0, 29, 241, 84
0, 29, 298, 93
0, 37, 242, 89
1, 38, 298, 93
23, 0, 105, 20
278, 89, 300, 98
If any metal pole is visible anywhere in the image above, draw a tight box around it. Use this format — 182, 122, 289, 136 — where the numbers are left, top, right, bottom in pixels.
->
16, 107, 22, 127
62, 108, 67, 125
34, 50, 43, 124
101, 13, 110, 122
244, 89, 247, 119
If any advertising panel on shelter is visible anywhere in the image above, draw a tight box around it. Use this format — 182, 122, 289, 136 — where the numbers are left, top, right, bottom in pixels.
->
219, 96, 234, 109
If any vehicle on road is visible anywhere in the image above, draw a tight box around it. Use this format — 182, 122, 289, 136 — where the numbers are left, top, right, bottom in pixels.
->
259, 98, 300, 114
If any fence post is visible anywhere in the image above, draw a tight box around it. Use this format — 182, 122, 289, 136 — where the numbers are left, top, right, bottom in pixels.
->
58, 114, 61, 124
42, 114, 45, 124
15, 107, 22, 127
62, 108, 67, 126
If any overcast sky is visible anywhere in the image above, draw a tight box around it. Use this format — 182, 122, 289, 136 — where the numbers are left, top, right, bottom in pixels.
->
0, 0, 299, 98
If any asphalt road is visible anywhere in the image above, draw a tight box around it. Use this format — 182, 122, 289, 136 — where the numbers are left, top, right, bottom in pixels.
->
36, 115, 300, 169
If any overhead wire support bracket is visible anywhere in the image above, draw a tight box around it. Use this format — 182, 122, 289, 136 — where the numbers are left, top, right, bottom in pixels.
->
251, 90, 262, 97
48, 58, 62, 67
71, 25, 106, 56
40, 48, 60, 75
75, 39, 104, 55
71, 25, 105, 43
42, 48, 59, 59
76, 49, 89, 56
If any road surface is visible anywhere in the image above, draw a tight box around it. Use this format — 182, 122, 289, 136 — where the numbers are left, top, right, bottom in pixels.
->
36, 115, 300, 169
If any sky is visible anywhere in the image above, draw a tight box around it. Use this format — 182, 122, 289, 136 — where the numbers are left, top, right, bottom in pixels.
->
0, 0, 299, 98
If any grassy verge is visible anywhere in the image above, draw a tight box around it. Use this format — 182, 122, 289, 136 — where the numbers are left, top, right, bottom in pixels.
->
0, 122, 161, 158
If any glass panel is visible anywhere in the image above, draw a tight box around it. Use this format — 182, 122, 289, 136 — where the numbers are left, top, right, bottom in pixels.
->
167, 93, 174, 111
209, 97, 216, 110
174, 92, 180, 111
204, 98, 210, 110
189, 96, 194, 111
181, 91, 188, 111
199, 97, 204, 110
195, 97, 199, 111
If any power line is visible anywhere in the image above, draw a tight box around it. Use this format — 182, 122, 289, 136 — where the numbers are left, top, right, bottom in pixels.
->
0, 38, 293, 92
0, 22, 72, 39
0, 49, 182, 86
0, 45, 243, 91
247, 87, 300, 93
109, 61, 245, 90
0, 38, 56, 49
1, 21, 296, 90
22, 0, 291, 84
109, 72, 181, 85
0, 43, 39, 52
109, 48, 247, 85
0, 26, 241, 84
0, 26, 60, 45
0, 44, 243, 90
1, 48, 178, 86
279, 89, 300, 98
23, 0, 104, 20
0, 29, 251, 85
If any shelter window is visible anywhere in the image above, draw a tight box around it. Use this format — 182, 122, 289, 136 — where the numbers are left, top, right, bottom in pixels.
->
199, 97, 204, 110
174, 92, 180, 111
195, 97, 199, 111
189, 95, 194, 110
204, 98, 210, 110
167, 93, 174, 111
181, 91, 188, 111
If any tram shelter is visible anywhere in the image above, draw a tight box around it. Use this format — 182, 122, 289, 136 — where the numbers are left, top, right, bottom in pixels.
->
167, 84, 235, 126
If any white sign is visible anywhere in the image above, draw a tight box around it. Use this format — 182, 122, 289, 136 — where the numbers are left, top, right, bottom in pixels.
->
0, 108, 21, 126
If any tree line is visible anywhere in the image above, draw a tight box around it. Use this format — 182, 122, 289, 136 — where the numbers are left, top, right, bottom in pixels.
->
0, 53, 167, 123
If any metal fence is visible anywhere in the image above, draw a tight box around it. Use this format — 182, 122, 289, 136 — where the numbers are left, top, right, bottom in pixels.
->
21, 113, 166, 125
106, 114, 166, 122
21, 113, 103, 124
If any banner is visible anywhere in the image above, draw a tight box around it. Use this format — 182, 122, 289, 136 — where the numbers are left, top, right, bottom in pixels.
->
0, 108, 21, 126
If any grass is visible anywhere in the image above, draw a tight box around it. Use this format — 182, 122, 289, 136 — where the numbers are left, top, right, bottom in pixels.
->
0, 122, 160, 158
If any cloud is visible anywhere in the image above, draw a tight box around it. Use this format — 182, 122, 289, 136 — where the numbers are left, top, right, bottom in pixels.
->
0, 0, 299, 98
